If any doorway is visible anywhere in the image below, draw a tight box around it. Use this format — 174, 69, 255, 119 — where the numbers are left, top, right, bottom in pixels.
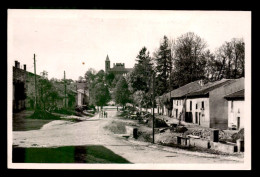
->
198, 113, 201, 125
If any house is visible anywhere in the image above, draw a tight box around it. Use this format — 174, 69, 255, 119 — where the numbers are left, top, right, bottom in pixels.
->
156, 77, 245, 130
224, 89, 244, 130
76, 89, 89, 106
13, 60, 77, 112
156, 80, 203, 118
13, 60, 41, 112
170, 80, 204, 120
76, 81, 89, 106
105, 55, 133, 76
185, 77, 244, 129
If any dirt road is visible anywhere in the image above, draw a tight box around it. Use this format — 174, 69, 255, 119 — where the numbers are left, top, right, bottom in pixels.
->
13, 108, 243, 164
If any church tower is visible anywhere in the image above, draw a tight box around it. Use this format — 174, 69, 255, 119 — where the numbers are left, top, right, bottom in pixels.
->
105, 55, 110, 73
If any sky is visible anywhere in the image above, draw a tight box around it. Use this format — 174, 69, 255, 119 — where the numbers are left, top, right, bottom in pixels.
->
8, 10, 251, 81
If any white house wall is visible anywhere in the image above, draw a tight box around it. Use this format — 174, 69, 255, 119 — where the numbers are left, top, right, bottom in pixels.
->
228, 100, 244, 130
185, 98, 210, 128
173, 99, 184, 120
77, 93, 82, 106
163, 105, 167, 116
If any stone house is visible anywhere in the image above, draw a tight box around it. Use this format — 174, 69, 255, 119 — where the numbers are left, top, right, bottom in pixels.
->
155, 80, 203, 117
156, 77, 244, 130
13, 60, 77, 112
170, 80, 204, 120
13, 61, 41, 112
224, 89, 244, 130
185, 78, 244, 129
76, 81, 89, 107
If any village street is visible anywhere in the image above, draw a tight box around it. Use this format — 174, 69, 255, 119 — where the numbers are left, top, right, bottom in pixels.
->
12, 107, 243, 164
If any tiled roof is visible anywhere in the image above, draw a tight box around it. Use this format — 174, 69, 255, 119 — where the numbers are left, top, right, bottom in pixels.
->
170, 80, 203, 98
161, 80, 203, 101
224, 89, 244, 99
77, 89, 88, 95
186, 79, 234, 97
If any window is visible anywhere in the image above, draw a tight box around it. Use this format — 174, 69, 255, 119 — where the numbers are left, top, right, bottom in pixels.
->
190, 101, 192, 111
196, 103, 198, 109
201, 101, 204, 109
177, 100, 178, 106
231, 101, 233, 112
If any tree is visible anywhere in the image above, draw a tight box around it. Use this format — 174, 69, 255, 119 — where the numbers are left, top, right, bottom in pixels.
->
128, 47, 154, 109
204, 50, 218, 82
132, 90, 145, 112
93, 82, 110, 108
105, 72, 115, 88
129, 47, 154, 92
172, 32, 207, 87
213, 38, 245, 80
37, 71, 60, 111
154, 36, 172, 96
85, 68, 97, 84
78, 76, 84, 82
113, 76, 131, 109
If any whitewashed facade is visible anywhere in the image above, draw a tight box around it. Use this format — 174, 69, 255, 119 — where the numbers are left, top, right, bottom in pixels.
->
185, 98, 210, 127
227, 100, 244, 130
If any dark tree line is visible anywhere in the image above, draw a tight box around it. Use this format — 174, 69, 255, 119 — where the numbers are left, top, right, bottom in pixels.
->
152, 32, 244, 97
81, 32, 245, 109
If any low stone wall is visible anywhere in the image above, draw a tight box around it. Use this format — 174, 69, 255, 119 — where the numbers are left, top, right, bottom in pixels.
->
210, 142, 237, 153
174, 136, 237, 153
189, 137, 210, 149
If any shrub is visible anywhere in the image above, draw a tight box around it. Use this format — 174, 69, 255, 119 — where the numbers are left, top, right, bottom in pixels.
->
147, 118, 168, 128
231, 128, 244, 142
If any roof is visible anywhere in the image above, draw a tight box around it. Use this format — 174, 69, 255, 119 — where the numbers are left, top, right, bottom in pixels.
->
77, 89, 89, 95
161, 80, 203, 101
125, 68, 133, 72
224, 89, 244, 100
106, 55, 110, 61
186, 79, 234, 97
170, 80, 204, 98
110, 67, 133, 72
76, 82, 87, 90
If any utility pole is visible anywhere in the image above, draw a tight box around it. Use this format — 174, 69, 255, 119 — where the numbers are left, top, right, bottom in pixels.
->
33, 54, 37, 109
64, 71, 67, 108
169, 48, 172, 118
152, 72, 155, 144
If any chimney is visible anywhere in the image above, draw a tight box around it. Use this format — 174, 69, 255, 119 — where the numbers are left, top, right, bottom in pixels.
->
15, 60, 18, 68
17, 62, 20, 69
24, 64, 26, 71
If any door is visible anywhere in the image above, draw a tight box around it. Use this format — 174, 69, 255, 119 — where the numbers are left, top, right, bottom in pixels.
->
199, 113, 201, 125
195, 112, 198, 124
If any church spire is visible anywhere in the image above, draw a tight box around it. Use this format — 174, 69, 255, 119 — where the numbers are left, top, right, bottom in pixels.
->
106, 55, 110, 61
